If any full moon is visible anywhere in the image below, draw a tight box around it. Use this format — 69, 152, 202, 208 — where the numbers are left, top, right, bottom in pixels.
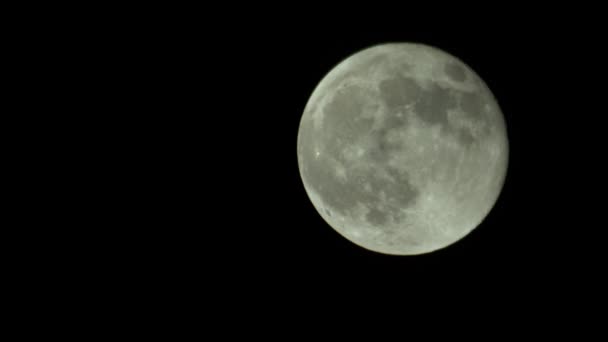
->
297, 43, 509, 255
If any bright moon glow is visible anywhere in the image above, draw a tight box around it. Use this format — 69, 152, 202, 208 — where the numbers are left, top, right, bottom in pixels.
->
297, 43, 509, 255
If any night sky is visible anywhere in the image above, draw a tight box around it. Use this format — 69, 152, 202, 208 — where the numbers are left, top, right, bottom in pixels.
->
41, 6, 604, 327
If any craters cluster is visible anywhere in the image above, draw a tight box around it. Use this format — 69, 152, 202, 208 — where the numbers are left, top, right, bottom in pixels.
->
300, 110, 420, 229
377, 73, 489, 149
359, 166, 420, 229
298, 43, 508, 255
321, 84, 376, 154
302, 51, 494, 237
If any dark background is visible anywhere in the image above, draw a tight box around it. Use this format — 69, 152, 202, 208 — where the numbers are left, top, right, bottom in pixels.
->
17, 5, 605, 329
116, 13, 601, 317
127, 10, 605, 306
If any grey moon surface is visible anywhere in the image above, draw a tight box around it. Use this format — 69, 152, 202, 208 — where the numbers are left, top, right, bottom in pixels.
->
297, 43, 509, 255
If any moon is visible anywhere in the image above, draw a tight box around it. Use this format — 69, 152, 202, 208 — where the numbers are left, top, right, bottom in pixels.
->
297, 43, 509, 255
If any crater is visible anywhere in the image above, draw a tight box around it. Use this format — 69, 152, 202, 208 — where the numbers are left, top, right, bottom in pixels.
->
365, 207, 388, 226
444, 62, 467, 82
300, 135, 420, 225
322, 85, 376, 157
456, 127, 476, 147
324, 86, 366, 125
384, 167, 420, 208
364, 113, 408, 164
365, 127, 403, 164
323, 54, 390, 96
362, 167, 419, 227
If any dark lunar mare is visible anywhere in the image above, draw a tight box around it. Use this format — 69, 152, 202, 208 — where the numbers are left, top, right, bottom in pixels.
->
298, 44, 508, 255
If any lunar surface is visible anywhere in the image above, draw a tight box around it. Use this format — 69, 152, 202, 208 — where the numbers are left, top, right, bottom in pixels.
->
297, 43, 508, 255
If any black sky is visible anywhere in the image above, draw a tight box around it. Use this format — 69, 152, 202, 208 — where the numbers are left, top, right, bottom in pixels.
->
41, 6, 605, 324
